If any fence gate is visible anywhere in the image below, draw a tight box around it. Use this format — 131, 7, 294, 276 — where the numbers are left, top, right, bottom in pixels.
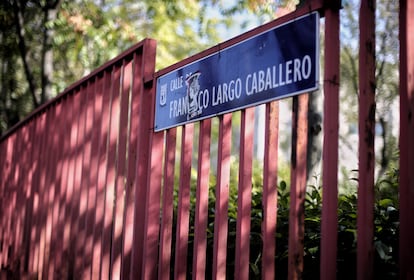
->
1, 0, 413, 279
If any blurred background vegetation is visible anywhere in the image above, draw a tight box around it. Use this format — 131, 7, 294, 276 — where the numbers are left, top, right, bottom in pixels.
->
0, 0, 267, 134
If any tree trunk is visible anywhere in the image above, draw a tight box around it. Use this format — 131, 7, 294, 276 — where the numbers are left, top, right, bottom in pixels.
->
13, 0, 39, 108
41, 0, 63, 103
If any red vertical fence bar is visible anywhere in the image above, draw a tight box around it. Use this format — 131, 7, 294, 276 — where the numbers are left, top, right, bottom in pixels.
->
68, 88, 86, 278
399, 0, 414, 279
101, 66, 121, 280
38, 107, 54, 278
76, 81, 95, 279
37, 111, 50, 277
357, 0, 376, 279
16, 127, 26, 262
8, 126, 16, 271
113, 60, 132, 279
16, 122, 31, 274
29, 113, 46, 276
11, 130, 19, 261
174, 124, 194, 280
35, 111, 46, 279
192, 120, 212, 280
0, 138, 11, 266
140, 91, 164, 279
0, 140, 4, 266
288, 94, 309, 279
141, 130, 164, 279
2, 135, 13, 266
159, 128, 177, 279
24, 119, 36, 274
130, 39, 157, 279
320, 2, 340, 280
5, 131, 14, 266
262, 101, 279, 279
92, 70, 112, 279
30, 115, 42, 278
61, 91, 78, 277
48, 101, 64, 279
41, 105, 58, 278
235, 107, 255, 280
55, 95, 73, 278
12, 127, 21, 269
8, 133, 17, 266
121, 50, 143, 280
110, 60, 132, 280
10, 127, 21, 269
212, 114, 232, 279
83, 76, 103, 280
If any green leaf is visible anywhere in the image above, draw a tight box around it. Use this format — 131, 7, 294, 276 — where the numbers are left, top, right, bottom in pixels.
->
379, 198, 393, 207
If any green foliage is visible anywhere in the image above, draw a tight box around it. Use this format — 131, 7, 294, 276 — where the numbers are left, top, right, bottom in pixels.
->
0, 0, 264, 135
170, 156, 399, 278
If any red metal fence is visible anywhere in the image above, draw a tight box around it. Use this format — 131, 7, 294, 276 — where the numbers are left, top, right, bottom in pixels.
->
0, 38, 157, 279
1, 1, 413, 279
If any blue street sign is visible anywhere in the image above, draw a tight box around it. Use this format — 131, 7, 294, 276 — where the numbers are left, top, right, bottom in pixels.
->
155, 12, 319, 131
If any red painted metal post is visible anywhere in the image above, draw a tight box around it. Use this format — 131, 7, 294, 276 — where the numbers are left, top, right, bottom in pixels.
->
38, 108, 54, 279
192, 119, 212, 280
29, 113, 46, 276
14, 128, 24, 256
140, 130, 164, 280
5, 135, 15, 266
0, 141, 4, 264
140, 71, 164, 280
174, 124, 194, 280
53, 96, 73, 278
27, 119, 37, 275
130, 39, 157, 279
158, 128, 177, 279
0, 139, 4, 265
7, 134, 17, 266
0, 138, 12, 266
16, 122, 31, 275
12, 128, 23, 268
13, 129, 23, 264
357, 1, 376, 279
101, 66, 121, 280
399, 0, 414, 279
67, 88, 87, 279
110, 59, 133, 280
4, 132, 17, 268
235, 107, 255, 280
92, 71, 112, 280
320, 2, 340, 280
122, 51, 143, 280
24, 120, 36, 274
60, 91, 80, 277
212, 114, 232, 280
82, 77, 102, 279
76, 81, 95, 279
47, 101, 64, 279
39, 110, 52, 277
35, 113, 46, 278
34, 116, 43, 277
42, 105, 59, 278
288, 94, 309, 279
262, 101, 279, 279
